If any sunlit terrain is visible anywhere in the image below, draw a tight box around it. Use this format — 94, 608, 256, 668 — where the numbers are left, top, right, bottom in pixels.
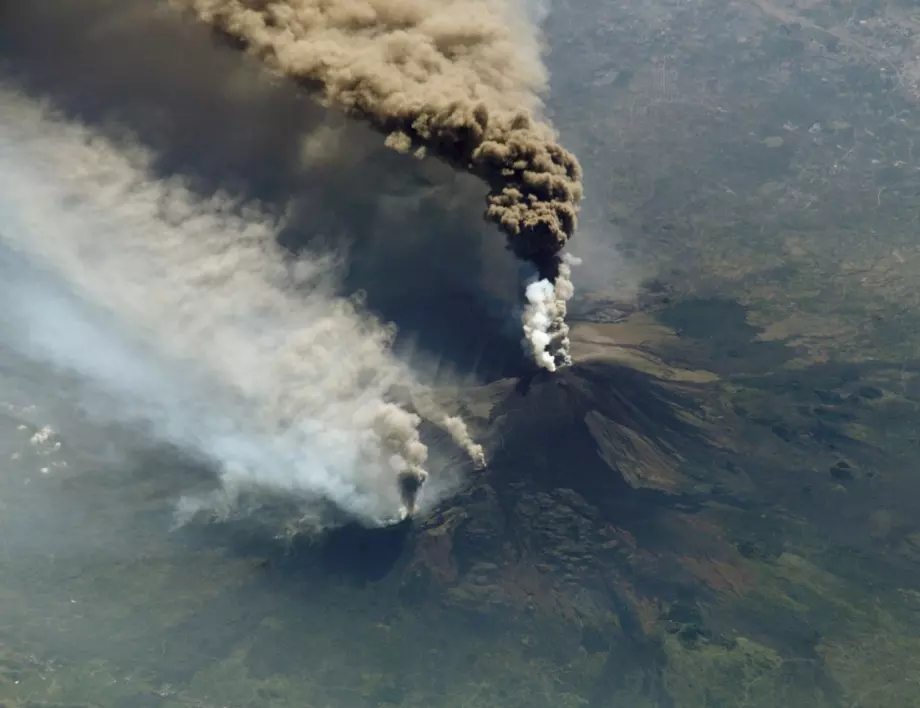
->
2, 0, 920, 706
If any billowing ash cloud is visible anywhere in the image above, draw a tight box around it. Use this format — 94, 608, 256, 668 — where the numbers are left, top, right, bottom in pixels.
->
170, 0, 584, 368
0, 88, 483, 530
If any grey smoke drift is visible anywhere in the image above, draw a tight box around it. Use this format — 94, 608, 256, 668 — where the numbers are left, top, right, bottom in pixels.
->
169, 0, 584, 370
0, 89, 483, 529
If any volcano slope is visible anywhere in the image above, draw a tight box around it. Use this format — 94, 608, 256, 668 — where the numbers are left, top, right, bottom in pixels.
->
6, 0, 920, 706
1, 295, 917, 708
160, 297, 904, 708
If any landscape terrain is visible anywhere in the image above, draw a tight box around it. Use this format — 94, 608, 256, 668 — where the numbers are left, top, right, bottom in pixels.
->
2, 0, 920, 706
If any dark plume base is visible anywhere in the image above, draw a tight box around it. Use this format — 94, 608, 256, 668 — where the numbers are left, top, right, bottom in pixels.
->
532, 251, 563, 282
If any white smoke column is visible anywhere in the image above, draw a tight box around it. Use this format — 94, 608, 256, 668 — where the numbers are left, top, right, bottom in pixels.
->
405, 392, 486, 470
521, 254, 579, 372
441, 416, 486, 470
0, 88, 479, 528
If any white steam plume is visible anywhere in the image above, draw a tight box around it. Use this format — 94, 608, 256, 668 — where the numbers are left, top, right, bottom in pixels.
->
441, 416, 486, 470
522, 254, 579, 371
407, 391, 486, 470
0, 87, 482, 529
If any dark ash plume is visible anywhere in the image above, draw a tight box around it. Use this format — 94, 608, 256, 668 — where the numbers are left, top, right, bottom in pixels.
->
170, 0, 584, 266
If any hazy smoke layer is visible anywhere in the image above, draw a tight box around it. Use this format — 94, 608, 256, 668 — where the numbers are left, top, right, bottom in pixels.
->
170, 0, 584, 267
0, 89, 483, 529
